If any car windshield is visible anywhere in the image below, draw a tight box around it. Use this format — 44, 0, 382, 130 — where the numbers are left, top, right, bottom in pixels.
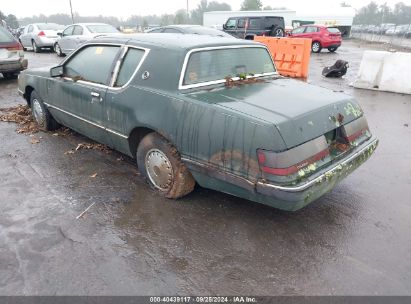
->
183, 47, 276, 86
0, 27, 14, 43
87, 25, 119, 33
327, 27, 340, 33
37, 23, 61, 31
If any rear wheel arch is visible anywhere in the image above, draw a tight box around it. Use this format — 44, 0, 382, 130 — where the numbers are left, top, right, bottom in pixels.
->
24, 86, 35, 106
128, 127, 157, 159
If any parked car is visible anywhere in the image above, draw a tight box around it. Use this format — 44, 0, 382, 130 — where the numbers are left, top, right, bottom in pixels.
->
146, 25, 232, 37
54, 23, 119, 57
288, 25, 342, 53
0, 26, 28, 79
17, 34, 378, 211
223, 16, 285, 39
19, 23, 64, 52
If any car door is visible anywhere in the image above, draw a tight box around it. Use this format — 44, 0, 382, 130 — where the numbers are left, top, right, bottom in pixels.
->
47, 44, 122, 145
223, 18, 237, 37
20, 25, 33, 47
246, 18, 261, 36
235, 18, 247, 38
289, 26, 306, 38
71, 25, 85, 50
59, 25, 74, 53
303, 26, 319, 40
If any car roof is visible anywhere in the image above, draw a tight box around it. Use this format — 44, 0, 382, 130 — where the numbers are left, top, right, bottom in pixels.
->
74, 23, 112, 26
96, 33, 260, 51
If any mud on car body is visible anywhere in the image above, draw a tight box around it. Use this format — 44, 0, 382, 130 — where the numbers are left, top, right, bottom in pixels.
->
18, 33, 377, 211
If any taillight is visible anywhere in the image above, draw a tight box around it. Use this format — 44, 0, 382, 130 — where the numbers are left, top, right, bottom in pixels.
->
257, 136, 329, 176
38, 31, 46, 36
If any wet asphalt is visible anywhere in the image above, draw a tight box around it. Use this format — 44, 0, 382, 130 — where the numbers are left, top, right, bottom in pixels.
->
0, 40, 410, 296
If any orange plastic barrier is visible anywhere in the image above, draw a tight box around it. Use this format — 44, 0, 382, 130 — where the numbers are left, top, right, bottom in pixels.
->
254, 37, 312, 79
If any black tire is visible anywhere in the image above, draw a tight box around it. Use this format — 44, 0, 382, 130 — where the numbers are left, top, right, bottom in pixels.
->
270, 26, 285, 37
19, 40, 27, 51
136, 133, 195, 199
32, 40, 40, 53
312, 41, 322, 53
54, 43, 64, 57
2, 72, 18, 80
30, 91, 59, 131
328, 47, 338, 52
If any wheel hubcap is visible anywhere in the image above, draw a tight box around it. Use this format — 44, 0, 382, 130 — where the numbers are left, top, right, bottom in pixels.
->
145, 149, 174, 191
32, 99, 44, 125
55, 44, 60, 54
313, 43, 320, 52
275, 29, 283, 36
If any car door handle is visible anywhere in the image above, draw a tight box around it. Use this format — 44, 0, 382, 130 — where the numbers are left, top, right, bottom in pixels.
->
91, 92, 100, 97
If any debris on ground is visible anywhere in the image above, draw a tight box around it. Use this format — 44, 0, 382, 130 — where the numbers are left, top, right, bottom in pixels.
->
0, 105, 40, 134
65, 143, 112, 155
52, 127, 73, 137
76, 202, 96, 220
30, 138, 40, 144
90, 173, 98, 178
322, 60, 349, 78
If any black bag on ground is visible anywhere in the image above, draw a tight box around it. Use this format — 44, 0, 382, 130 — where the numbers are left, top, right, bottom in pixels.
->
322, 60, 349, 78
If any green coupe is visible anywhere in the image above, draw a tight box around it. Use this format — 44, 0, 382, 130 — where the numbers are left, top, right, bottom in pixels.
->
18, 34, 378, 211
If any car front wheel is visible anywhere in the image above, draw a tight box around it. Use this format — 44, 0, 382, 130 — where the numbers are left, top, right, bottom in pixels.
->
30, 91, 59, 131
311, 41, 322, 53
54, 43, 64, 57
137, 133, 195, 199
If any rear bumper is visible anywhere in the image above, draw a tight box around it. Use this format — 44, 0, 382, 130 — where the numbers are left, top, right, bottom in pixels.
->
36, 37, 58, 47
0, 58, 28, 73
322, 41, 341, 48
256, 137, 378, 210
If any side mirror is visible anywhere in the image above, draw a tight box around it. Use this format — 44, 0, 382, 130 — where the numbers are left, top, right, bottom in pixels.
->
50, 66, 63, 77
57, 32, 62, 37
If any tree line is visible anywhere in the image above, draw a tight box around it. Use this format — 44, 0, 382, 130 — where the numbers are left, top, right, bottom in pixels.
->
0, 0, 284, 29
353, 1, 411, 25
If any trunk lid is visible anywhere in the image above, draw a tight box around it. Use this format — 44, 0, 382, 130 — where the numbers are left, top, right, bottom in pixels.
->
186, 78, 363, 149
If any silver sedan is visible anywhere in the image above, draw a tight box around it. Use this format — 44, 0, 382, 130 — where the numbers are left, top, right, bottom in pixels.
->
54, 23, 119, 57
19, 23, 65, 52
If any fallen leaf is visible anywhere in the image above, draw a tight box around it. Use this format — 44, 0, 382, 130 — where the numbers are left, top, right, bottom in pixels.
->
90, 173, 98, 178
64, 150, 75, 155
31, 138, 40, 144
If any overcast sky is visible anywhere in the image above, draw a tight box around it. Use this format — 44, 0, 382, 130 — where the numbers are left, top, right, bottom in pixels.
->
2, 0, 411, 18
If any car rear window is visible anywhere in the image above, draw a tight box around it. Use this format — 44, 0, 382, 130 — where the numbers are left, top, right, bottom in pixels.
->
87, 25, 119, 33
188, 26, 231, 37
37, 23, 61, 31
0, 27, 15, 43
183, 47, 276, 87
327, 27, 341, 33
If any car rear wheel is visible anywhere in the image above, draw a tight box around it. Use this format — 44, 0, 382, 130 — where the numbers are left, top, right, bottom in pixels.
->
32, 40, 40, 53
30, 91, 60, 131
54, 43, 64, 57
328, 47, 338, 52
136, 133, 195, 199
312, 41, 322, 53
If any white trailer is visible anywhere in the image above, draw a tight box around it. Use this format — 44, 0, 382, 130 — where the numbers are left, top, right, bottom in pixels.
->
203, 10, 297, 30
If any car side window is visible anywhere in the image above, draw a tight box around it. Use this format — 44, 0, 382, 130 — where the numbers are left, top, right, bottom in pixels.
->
114, 48, 145, 87
64, 45, 120, 85
73, 25, 83, 35
225, 19, 236, 29
237, 18, 246, 29
149, 28, 163, 33
248, 18, 260, 29
305, 26, 318, 33
163, 28, 182, 33
63, 26, 74, 36
292, 27, 305, 34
